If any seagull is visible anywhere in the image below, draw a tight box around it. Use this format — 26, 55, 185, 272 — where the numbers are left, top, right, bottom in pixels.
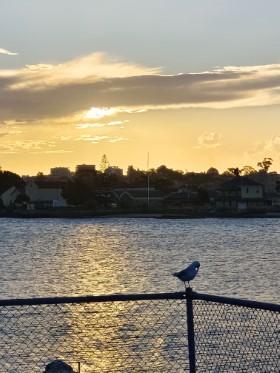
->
173, 261, 200, 288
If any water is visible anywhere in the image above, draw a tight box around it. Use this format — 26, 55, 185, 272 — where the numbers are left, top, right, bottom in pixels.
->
0, 217, 279, 372
0, 217, 278, 303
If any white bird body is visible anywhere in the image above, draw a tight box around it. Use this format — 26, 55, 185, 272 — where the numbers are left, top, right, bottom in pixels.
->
173, 261, 200, 286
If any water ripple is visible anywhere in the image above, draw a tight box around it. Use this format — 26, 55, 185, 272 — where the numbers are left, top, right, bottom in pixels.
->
0, 217, 278, 303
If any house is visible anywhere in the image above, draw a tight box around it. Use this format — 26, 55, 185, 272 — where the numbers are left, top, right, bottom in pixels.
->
164, 185, 199, 207
249, 172, 280, 209
215, 176, 271, 210
117, 188, 164, 208
25, 180, 68, 209
249, 172, 280, 194
0, 186, 22, 207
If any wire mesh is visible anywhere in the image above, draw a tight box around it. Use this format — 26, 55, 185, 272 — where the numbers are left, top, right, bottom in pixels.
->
0, 298, 188, 373
0, 293, 278, 373
193, 300, 279, 373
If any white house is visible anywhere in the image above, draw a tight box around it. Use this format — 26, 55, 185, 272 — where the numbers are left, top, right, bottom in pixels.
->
25, 180, 68, 208
215, 176, 270, 210
0, 186, 21, 207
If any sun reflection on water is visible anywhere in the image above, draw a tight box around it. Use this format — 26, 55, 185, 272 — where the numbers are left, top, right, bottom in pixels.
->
0, 217, 278, 302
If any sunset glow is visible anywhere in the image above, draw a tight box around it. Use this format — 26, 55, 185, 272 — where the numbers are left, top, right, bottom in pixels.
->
1, 1, 280, 176
84, 107, 117, 119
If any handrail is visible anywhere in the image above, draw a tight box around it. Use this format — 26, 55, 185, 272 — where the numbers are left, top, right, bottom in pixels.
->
0, 290, 279, 311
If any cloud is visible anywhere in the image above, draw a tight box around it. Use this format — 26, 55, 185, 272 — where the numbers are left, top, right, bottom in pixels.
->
0, 140, 45, 154
242, 135, 280, 167
75, 133, 128, 144
43, 149, 73, 154
2, 53, 280, 123
253, 136, 280, 154
0, 48, 18, 56
265, 136, 280, 152
108, 136, 128, 143
75, 120, 128, 129
76, 134, 109, 143
197, 132, 221, 148
0, 135, 75, 154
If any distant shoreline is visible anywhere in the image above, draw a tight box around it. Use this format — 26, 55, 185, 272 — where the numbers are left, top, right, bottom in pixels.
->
1, 209, 280, 219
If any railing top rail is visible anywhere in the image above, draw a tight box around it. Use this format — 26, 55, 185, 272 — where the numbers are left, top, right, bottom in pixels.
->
191, 290, 280, 312
0, 290, 279, 311
0, 292, 186, 307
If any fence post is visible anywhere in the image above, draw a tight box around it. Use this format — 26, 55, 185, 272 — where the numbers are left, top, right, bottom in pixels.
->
186, 287, 196, 373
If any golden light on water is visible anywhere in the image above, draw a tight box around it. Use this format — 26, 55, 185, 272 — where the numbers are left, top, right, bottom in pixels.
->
57, 299, 187, 372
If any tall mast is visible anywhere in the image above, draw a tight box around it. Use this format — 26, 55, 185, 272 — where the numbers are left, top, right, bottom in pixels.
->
147, 152, 150, 207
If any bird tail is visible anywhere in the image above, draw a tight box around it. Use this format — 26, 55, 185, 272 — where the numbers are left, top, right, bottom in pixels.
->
172, 272, 179, 278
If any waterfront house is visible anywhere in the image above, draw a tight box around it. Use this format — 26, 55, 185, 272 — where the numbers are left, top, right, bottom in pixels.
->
215, 176, 271, 210
117, 188, 164, 208
164, 185, 199, 207
25, 180, 68, 209
0, 186, 22, 207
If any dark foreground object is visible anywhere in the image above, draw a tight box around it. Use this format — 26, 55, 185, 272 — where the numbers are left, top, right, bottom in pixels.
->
44, 360, 76, 373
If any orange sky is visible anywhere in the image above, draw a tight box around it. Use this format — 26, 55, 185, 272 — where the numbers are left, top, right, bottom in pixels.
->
1, 2, 280, 175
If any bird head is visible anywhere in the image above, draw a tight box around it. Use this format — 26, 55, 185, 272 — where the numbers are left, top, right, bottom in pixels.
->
193, 261, 200, 270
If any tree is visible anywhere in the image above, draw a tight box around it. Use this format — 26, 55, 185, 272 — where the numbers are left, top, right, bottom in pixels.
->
197, 188, 210, 205
206, 167, 219, 175
156, 165, 183, 180
100, 154, 110, 173
241, 166, 257, 176
102, 169, 118, 189
226, 168, 242, 177
257, 158, 273, 173
126, 166, 147, 186
155, 165, 184, 189
62, 177, 96, 206
14, 193, 30, 206
0, 170, 24, 191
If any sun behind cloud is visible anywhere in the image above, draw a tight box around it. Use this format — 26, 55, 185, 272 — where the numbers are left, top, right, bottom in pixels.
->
84, 107, 118, 119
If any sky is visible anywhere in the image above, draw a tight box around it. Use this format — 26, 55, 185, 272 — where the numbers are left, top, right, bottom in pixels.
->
1, 1, 280, 176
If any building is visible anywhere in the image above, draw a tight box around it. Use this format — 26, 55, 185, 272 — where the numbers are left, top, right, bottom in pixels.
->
105, 166, 123, 177
0, 186, 22, 207
116, 188, 164, 208
25, 180, 68, 208
76, 164, 96, 173
164, 185, 199, 208
50, 167, 72, 178
249, 172, 280, 194
215, 176, 271, 210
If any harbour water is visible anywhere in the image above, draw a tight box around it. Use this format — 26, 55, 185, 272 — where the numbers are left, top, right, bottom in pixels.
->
0, 217, 279, 372
0, 217, 279, 303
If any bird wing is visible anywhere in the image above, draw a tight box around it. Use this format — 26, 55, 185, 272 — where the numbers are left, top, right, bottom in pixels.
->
175, 267, 189, 278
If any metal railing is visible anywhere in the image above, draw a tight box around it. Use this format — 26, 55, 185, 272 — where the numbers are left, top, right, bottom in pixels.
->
0, 289, 279, 372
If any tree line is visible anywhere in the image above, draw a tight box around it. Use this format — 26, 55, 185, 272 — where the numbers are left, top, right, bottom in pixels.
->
0, 157, 276, 209
61, 157, 276, 207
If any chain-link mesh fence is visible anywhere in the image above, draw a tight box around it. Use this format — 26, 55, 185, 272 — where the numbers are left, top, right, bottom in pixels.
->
0, 294, 188, 373
0, 292, 279, 372
193, 298, 279, 372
